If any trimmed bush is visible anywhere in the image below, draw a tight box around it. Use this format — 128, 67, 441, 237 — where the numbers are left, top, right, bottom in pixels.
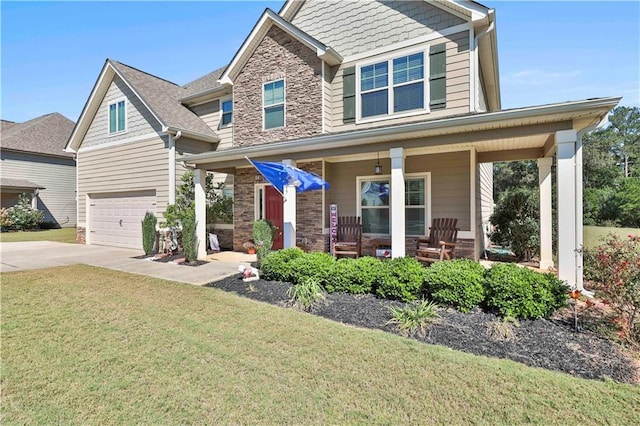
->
141, 211, 157, 255
7, 194, 44, 230
253, 220, 274, 268
260, 248, 304, 282
181, 208, 197, 262
289, 252, 336, 286
376, 257, 426, 302
423, 259, 485, 313
327, 256, 385, 294
483, 263, 568, 319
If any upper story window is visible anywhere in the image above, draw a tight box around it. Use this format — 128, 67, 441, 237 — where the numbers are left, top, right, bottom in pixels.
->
221, 99, 233, 126
263, 79, 285, 130
344, 44, 446, 123
360, 52, 424, 119
108, 100, 126, 134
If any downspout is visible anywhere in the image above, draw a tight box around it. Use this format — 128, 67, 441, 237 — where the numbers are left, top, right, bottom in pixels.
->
168, 130, 182, 204
473, 15, 494, 112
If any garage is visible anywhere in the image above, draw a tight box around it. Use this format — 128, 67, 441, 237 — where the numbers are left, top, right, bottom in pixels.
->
88, 190, 156, 249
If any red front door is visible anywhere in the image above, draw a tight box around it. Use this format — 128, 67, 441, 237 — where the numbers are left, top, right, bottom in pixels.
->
265, 186, 284, 250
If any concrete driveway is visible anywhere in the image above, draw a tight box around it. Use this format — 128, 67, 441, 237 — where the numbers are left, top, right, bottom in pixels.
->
0, 241, 245, 285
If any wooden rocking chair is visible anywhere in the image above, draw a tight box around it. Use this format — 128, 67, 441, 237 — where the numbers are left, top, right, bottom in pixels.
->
415, 218, 458, 264
333, 216, 362, 258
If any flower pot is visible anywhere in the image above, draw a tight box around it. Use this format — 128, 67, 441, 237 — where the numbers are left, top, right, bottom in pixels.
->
247, 248, 256, 254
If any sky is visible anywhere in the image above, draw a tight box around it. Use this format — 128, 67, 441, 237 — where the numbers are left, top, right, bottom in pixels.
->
1, 0, 639, 123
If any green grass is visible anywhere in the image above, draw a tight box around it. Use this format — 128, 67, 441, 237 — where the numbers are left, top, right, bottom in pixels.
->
2, 265, 639, 424
584, 225, 640, 249
0, 227, 77, 243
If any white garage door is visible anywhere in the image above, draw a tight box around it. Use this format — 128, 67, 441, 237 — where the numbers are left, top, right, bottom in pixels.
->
89, 191, 156, 249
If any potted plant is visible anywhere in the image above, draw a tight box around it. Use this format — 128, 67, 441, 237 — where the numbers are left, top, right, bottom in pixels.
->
243, 240, 256, 254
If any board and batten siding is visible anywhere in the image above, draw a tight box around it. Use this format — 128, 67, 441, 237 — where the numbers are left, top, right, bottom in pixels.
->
189, 100, 233, 149
77, 137, 169, 226
82, 76, 162, 149
328, 31, 470, 132
325, 150, 471, 232
0, 151, 77, 227
291, 0, 466, 58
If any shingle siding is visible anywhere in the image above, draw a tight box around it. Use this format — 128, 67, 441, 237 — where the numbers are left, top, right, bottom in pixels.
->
291, 0, 466, 57
328, 31, 471, 131
82, 76, 161, 149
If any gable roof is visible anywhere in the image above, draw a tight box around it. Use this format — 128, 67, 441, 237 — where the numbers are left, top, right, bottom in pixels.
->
66, 59, 219, 152
1, 120, 17, 132
219, 8, 342, 85
1, 113, 75, 158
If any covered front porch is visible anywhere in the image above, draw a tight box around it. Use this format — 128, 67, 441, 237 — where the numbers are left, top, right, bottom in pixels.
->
181, 97, 619, 290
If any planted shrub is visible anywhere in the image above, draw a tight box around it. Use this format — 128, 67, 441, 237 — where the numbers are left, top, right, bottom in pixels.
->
253, 220, 274, 268
423, 259, 485, 313
0, 208, 13, 230
180, 208, 197, 262
260, 248, 304, 282
387, 300, 440, 337
584, 234, 640, 343
483, 263, 568, 319
141, 211, 157, 255
287, 277, 326, 311
376, 257, 426, 302
289, 252, 336, 286
326, 256, 384, 294
6, 194, 44, 230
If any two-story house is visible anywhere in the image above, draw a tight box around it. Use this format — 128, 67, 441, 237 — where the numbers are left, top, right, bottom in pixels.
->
1, 113, 77, 228
66, 0, 619, 291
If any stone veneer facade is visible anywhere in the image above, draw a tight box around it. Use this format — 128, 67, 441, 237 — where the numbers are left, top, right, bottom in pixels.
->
233, 161, 326, 253
233, 25, 323, 147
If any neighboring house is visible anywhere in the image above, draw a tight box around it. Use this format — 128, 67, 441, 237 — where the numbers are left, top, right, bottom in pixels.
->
1, 113, 77, 227
66, 0, 619, 291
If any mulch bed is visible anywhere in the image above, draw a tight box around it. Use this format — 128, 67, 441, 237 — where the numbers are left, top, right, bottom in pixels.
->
206, 275, 639, 384
132, 253, 208, 267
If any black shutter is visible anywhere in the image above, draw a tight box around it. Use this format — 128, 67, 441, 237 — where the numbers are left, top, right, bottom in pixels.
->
343, 66, 356, 122
429, 44, 446, 110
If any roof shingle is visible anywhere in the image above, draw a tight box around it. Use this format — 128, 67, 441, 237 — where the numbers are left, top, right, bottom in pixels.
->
1, 113, 75, 157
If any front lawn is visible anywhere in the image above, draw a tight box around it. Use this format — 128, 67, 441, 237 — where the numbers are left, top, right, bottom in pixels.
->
0, 227, 77, 243
2, 265, 639, 424
584, 225, 640, 248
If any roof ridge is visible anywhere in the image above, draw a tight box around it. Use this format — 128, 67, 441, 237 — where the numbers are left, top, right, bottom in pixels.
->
108, 59, 182, 89
181, 64, 228, 89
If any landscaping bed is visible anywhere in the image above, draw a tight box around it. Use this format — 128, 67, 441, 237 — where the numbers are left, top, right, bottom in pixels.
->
206, 275, 639, 384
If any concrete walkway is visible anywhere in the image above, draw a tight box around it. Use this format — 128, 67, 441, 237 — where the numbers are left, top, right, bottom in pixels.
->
0, 241, 253, 285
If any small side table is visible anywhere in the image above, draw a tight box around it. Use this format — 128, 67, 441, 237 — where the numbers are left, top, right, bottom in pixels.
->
371, 238, 392, 259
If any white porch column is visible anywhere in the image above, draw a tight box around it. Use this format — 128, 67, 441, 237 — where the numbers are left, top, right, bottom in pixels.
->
575, 132, 585, 291
282, 159, 296, 249
555, 130, 578, 288
31, 189, 39, 209
194, 168, 207, 260
390, 147, 405, 258
168, 134, 176, 205
537, 157, 554, 270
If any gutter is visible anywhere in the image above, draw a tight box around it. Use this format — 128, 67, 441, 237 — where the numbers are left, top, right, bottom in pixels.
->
180, 84, 230, 104
473, 12, 494, 112
162, 126, 219, 143
180, 97, 621, 165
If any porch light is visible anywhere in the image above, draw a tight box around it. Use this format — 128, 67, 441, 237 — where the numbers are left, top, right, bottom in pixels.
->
374, 152, 382, 175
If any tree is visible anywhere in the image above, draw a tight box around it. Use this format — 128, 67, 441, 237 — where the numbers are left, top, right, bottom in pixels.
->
607, 106, 640, 178
489, 187, 540, 261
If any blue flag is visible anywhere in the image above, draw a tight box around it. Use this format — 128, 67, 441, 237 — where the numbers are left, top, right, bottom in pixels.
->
246, 158, 329, 195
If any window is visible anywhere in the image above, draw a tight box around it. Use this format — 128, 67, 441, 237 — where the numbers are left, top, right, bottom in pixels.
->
109, 100, 126, 134
263, 79, 285, 129
221, 99, 233, 126
359, 52, 425, 119
358, 175, 429, 236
